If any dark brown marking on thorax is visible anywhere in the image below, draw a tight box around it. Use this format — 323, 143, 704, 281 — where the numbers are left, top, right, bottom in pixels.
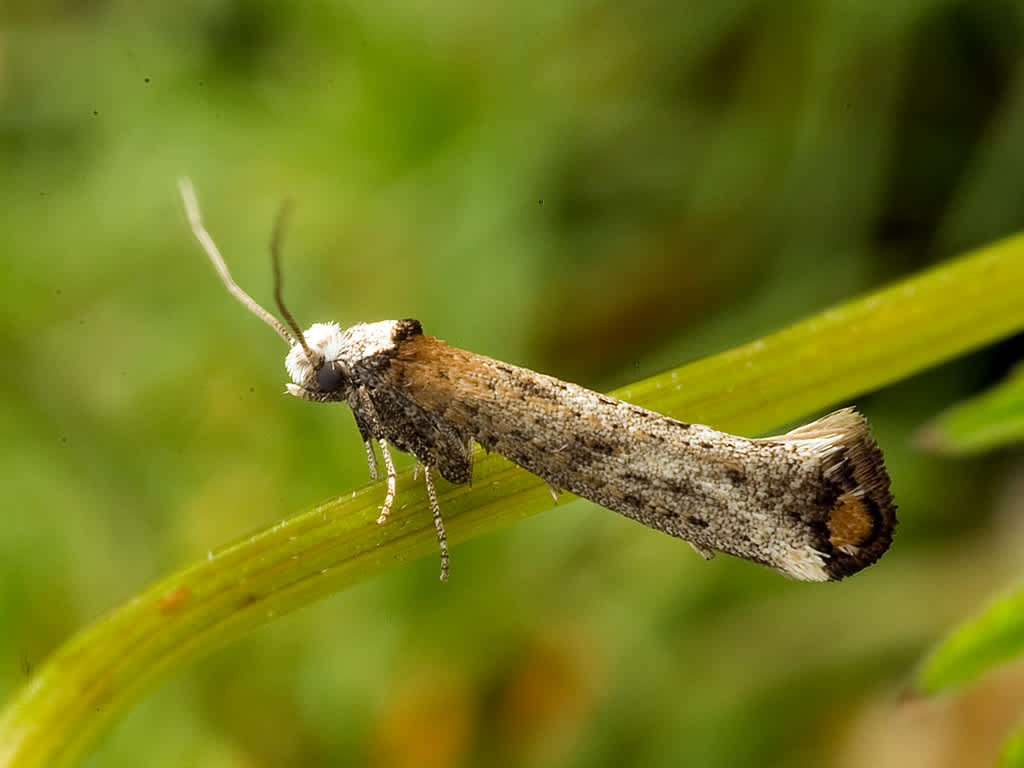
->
392, 318, 423, 342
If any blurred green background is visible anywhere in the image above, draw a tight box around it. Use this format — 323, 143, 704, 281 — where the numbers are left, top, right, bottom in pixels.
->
3, 0, 1024, 766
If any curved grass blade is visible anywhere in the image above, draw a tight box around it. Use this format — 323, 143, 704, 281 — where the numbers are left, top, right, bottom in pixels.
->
1, 231, 1023, 768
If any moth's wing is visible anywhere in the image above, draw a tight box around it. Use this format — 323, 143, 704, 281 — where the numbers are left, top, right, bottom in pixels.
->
347, 403, 375, 444
390, 335, 897, 581
351, 382, 473, 485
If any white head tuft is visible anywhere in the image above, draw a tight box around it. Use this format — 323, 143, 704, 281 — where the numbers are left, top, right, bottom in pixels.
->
284, 320, 403, 397
285, 322, 343, 388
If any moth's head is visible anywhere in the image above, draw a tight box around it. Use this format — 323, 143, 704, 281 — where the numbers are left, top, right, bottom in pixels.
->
177, 178, 359, 405
285, 322, 351, 402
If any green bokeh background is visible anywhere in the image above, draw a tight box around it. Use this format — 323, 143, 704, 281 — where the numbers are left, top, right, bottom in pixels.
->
3, 1, 1024, 766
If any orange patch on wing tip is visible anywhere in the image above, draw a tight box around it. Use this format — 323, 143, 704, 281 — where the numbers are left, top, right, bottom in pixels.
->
828, 492, 874, 551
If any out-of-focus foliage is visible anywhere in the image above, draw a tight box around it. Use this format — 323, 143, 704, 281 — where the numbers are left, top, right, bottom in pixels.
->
999, 718, 1024, 768
1, 0, 1023, 766
5, 239, 1020, 768
921, 577, 1024, 697
918, 362, 1024, 455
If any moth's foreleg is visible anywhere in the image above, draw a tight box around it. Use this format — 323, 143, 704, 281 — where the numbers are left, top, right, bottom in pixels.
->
363, 439, 379, 481
422, 464, 449, 582
376, 438, 397, 525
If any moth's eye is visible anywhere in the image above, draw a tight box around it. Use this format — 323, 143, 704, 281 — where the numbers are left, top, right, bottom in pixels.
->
316, 361, 345, 393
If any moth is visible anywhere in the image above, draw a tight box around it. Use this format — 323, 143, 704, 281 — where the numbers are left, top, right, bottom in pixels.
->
180, 179, 896, 582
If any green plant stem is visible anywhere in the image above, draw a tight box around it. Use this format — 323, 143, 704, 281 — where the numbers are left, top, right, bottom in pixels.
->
1, 233, 1023, 768
620, 233, 1024, 433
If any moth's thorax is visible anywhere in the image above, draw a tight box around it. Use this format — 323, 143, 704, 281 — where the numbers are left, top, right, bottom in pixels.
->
284, 320, 406, 400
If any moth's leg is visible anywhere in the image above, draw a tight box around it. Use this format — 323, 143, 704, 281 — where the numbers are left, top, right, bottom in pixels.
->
376, 438, 398, 525
687, 541, 715, 561
354, 385, 384, 484
422, 464, 449, 582
545, 481, 561, 502
364, 439, 379, 480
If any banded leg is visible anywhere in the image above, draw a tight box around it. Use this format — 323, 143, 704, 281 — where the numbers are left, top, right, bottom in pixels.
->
363, 439, 379, 480
376, 438, 397, 525
423, 465, 449, 582
356, 386, 383, 484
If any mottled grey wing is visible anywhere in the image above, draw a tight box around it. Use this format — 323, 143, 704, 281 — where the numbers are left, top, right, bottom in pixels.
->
348, 383, 474, 485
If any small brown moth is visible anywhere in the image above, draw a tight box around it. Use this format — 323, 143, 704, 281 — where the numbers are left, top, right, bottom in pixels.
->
180, 179, 896, 583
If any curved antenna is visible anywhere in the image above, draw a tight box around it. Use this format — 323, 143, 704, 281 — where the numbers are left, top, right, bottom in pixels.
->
178, 177, 296, 348
269, 199, 317, 364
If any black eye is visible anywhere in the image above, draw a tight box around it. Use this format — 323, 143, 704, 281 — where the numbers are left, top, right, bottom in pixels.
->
316, 361, 345, 393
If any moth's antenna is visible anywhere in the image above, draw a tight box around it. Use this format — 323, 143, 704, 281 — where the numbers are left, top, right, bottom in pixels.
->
178, 177, 296, 348
269, 199, 317, 364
